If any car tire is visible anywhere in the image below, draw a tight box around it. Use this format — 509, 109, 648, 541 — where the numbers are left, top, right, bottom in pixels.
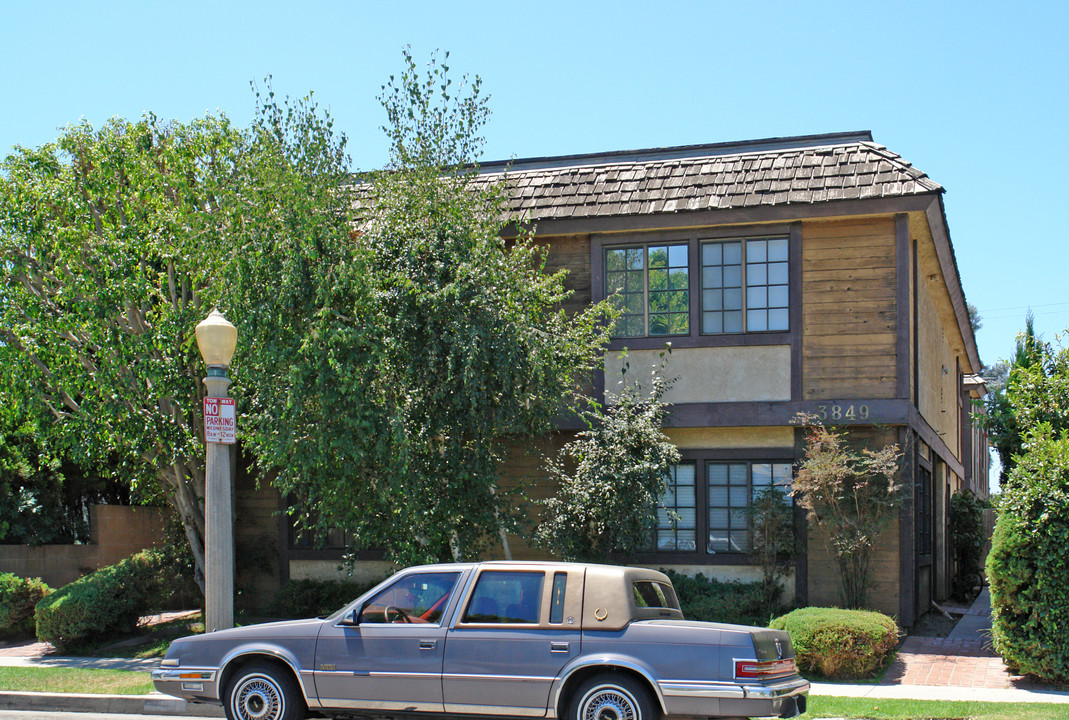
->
224, 661, 306, 720
570, 673, 658, 720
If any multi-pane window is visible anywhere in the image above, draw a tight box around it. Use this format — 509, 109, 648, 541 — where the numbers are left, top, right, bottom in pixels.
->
707, 462, 792, 554
605, 244, 689, 337
701, 237, 788, 334
916, 465, 932, 556
654, 463, 697, 551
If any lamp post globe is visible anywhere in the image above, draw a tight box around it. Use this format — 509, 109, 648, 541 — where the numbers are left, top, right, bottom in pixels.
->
197, 309, 237, 632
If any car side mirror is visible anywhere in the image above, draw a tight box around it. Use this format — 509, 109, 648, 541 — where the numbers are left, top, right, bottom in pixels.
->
340, 609, 359, 626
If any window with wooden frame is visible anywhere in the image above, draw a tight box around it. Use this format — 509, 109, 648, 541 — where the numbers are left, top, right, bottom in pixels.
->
599, 230, 793, 342
648, 455, 794, 558
701, 237, 789, 334
706, 461, 792, 554
604, 244, 689, 337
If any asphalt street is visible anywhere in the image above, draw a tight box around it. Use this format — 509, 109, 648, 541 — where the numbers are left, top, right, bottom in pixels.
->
0, 712, 209, 720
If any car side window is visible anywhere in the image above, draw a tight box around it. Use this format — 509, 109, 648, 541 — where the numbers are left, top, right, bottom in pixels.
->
358, 572, 460, 625
463, 571, 544, 624
632, 580, 680, 610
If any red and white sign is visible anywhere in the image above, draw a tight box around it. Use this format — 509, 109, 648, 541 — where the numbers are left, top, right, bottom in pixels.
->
204, 397, 237, 444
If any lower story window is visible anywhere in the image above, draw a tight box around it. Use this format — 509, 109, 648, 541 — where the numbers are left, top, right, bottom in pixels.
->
652, 457, 793, 556
707, 462, 792, 554
656, 463, 697, 551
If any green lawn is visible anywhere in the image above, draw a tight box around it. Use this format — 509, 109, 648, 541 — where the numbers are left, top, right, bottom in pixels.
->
0, 666, 155, 694
804, 695, 1069, 719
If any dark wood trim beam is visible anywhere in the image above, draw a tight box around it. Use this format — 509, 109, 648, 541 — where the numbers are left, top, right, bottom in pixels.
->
895, 214, 911, 401
667, 399, 912, 428
899, 427, 916, 627
789, 222, 803, 401
793, 426, 808, 607
607, 333, 790, 351
908, 405, 966, 479
925, 197, 983, 372
504, 194, 938, 238
277, 491, 290, 587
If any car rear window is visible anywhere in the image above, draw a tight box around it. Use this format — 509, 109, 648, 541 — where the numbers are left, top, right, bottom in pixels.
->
632, 580, 680, 610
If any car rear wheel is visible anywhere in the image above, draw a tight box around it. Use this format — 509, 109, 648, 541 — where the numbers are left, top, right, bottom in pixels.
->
224, 662, 306, 720
570, 673, 658, 720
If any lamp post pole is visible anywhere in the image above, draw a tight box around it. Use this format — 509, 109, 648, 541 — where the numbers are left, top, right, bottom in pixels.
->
196, 309, 237, 632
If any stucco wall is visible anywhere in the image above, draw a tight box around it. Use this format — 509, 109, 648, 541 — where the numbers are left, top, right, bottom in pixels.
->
603, 345, 791, 404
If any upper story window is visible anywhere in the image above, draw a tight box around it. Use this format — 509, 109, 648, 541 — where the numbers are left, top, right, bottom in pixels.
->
605, 244, 689, 337
701, 238, 789, 334
602, 233, 790, 341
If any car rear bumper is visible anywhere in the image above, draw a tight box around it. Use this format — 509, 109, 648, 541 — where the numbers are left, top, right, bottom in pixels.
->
659, 675, 809, 718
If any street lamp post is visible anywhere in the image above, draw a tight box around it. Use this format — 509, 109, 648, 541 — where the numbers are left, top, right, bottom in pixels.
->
195, 309, 237, 632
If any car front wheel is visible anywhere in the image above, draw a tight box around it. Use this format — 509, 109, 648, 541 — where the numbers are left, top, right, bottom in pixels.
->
570, 673, 657, 720
224, 662, 306, 720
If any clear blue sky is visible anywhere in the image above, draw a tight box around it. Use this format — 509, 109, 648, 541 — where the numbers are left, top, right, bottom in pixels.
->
3, 1, 1066, 487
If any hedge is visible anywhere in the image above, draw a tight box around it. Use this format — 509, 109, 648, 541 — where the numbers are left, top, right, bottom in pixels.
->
35, 548, 165, 650
770, 606, 899, 679
663, 570, 778, 627
267, 577, 386, 619
987, 426, 1069, 683
0, 573, 51, 638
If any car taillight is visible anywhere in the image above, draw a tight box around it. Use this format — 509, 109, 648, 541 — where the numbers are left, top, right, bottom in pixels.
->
735, 658, 796, 679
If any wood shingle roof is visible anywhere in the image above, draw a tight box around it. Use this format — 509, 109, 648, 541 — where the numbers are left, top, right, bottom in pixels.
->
475, 131, 942, 222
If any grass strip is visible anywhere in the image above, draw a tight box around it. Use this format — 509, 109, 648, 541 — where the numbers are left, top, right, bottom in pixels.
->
0, 666, 154, 695
804, 695, 1069, 719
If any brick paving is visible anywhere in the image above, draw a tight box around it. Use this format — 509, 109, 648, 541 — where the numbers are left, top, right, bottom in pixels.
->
879, 636, 1031, 689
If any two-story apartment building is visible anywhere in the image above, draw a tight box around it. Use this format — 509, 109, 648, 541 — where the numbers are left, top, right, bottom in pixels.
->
252, 131, 988, 626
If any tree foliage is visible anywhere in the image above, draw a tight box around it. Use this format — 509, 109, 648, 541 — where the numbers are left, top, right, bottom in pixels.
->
791, 416, 903, 609
984, 314, 1069, 487
949, 489, 987, 601
0, 115, 242, 587
987, 423, 1069, 683
536, 356, 679, 562
233, 51, 613, 565
746, 486, 797, 613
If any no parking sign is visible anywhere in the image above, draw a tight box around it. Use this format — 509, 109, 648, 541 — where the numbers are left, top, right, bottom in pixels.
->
204, 397, 236, 444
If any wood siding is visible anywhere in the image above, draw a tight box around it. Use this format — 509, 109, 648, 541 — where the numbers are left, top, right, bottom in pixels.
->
802, 218, 898, 399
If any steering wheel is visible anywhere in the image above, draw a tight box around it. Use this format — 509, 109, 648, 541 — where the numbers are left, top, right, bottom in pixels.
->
384, 605, 412, 623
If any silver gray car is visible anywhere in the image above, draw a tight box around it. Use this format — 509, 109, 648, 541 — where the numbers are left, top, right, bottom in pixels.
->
153, 561, 808, 720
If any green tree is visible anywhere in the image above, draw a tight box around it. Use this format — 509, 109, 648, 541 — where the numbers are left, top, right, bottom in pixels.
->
746, 486, 797, 614
987, 423, 1069, 683
0, 114, 242, 589
985, 314, 1069, 487
791, 416, 903, 609
537, 356, 679, 562
233, 52, 613, 564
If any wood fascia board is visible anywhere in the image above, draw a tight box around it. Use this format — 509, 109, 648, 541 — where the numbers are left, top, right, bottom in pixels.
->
924, 197, 983, 373
909, 404, 967, 479
501, 194, 938, 238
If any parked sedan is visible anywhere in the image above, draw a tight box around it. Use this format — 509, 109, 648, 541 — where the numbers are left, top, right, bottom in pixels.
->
153, 561, 808, 720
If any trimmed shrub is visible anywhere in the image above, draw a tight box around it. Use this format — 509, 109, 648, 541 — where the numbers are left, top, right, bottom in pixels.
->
35, 548, 165, 650
267, 577, 386, 619
663, 571, 778, 627
0, 573, 51, 638
987, 425, 1069, 683
769, 607, 899, 679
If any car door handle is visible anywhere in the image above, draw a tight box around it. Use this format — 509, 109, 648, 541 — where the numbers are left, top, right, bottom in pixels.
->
550, 642, 570, 653
419, 640, 438, 651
